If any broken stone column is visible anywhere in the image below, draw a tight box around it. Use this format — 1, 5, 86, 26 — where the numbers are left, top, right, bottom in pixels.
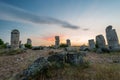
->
96, 35, 106, 49
66, 39, 71, 47
55, 36, 60, 48
27, 38, 32, 45
88, 39, 95, 50
11, 29, 20, 49
106, 25, 120, 51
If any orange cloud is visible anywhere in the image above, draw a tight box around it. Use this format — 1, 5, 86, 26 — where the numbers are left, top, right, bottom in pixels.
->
41, 34, 66, 43
30, 34, 68, 46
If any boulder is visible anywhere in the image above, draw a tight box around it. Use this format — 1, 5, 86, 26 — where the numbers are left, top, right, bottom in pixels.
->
96, 48, 110, 53
47, 52, 66, 64
66, 52, 84, 65
80, 46, 89, 51
65, 47, 78, 52
21, 57, 49, 80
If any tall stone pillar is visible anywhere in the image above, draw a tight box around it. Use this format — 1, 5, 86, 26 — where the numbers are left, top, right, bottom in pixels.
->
88, 39, 95, 50
55, 36, 60, 48
27, 38, 32, 45
96, 35, 106, 49
66, 39, 71, 47
11, 29, 20, 49
106, 25, 119, 50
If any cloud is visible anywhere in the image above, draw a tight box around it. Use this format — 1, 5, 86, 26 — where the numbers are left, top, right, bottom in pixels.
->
40, 34, 66, 42
82, 28, 89, 31
0, 2, 80, 29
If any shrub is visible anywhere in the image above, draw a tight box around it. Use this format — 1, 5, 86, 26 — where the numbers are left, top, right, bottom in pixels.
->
0, 39, 4, 45
0, 39, 5, 49
60, 43, 68, 48
24, 44, 32, 49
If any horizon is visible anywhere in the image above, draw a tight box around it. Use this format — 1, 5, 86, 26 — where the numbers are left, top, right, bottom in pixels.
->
0, 0, 120, 46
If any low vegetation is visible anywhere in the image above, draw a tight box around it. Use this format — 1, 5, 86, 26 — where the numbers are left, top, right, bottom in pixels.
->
0, 38, 6, 49
0, 49, 119, 80
36, 63, 120, 80
59, 43, 68, 48
0, 49, 25, 56
24, 44, 32, 49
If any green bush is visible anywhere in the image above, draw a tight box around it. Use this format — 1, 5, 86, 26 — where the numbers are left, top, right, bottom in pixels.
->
24, 44, 32, 49
0, 39, 4, 45
49, 45, 54, 48
0, 39, 5, 49
60, 43, 68, 48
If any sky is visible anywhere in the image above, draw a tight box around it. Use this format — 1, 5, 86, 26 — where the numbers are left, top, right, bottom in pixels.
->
0, 0, 120, 46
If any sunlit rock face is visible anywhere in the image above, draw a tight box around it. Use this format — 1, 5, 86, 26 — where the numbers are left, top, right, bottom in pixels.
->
106, 25, 120, 51
11, 29, 20, 49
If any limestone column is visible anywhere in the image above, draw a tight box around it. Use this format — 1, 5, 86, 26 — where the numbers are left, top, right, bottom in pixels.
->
11, 29, 20, 49
27, 38, 32, 45
55, 36, 60, 48
106, 25, 119, 50
66, 39, 71, 47
96, 35, 106, 48
88, 39, 95, 50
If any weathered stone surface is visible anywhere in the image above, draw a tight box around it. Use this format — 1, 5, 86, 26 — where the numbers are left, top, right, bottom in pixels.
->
88, 39, 95, 50
79, 51, 87, 57
11, 29, 20, 49
66, 52, 84, 65
47, 52, 66, 64
80, 45, 89, 51
55, 36, 60, 48
96, 35, 106, 48
106, 25, 120, 51
96, 48, 110, 53
22, 57, 49, 80
27, 38, 32, 45
66, 39, 71, 47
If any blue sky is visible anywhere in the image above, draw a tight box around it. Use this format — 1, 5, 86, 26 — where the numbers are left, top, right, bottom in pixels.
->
0, 0, 120, 46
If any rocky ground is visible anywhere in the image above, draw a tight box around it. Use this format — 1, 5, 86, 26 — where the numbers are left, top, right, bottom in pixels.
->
0, 49, 63, 80
0, 49, 120, 80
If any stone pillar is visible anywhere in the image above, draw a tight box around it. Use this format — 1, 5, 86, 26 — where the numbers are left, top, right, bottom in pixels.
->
11, 29, 20, 49
66, 39, 71, 47
27, 38, 32, 45
88, 39, 95, 50
96, 35, 106, 48
55, 36, 60, 48
106, 25, 119, 50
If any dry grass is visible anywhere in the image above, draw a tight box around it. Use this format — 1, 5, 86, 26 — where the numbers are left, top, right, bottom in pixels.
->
37, 63, 120, 80
0, 49, 120, 80
36, 52, 120, 80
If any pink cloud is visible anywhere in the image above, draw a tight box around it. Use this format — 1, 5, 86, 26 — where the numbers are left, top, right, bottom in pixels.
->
41, 34, 67, 42
30, 34, 67, 46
